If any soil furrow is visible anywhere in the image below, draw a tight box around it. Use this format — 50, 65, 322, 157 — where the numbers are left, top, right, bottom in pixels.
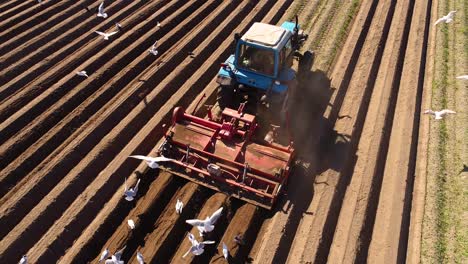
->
0, 0, 199, 191
170, 193, 228, 262
326, 0, 414, 262
281, 0, 395, 262
0, 0, 219, 238
0, 0, 81, 44
367, 0, 431, 262
0, 1, 35, 26
209, 203, 262, 263
0, 0, 153, 98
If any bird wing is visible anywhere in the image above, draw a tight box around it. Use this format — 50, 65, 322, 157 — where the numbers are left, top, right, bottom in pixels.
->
95, 31, 105, 36
133, 179, 140, 194
98, 2, 104, 13
441, 109, 456, 114
115, 245, 126, 258
107, 31, 118, 36
129, 155, 157, 162
186, 219, 205, 227
434, 17, 445, 25
99, 249, 108, 261
447, 10, 457, 17
137, 252, 144, 263
154, 156, 173, 162
456, 75, 468, 79
182, 246, 193, 258
222, 242, 228, 258
424, 109, 435, 115
201, 240, 216, 244
208, 207, 223, 224
124, 177, 128, 192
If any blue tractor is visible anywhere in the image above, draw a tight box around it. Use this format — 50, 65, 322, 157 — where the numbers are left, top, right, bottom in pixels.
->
214, 18, 314, 136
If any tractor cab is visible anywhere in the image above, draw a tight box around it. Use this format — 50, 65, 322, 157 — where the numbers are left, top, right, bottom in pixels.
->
215, 20, 313, 135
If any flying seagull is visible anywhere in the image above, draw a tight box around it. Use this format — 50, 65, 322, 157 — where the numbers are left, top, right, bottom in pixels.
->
99, 248, 109, 263
182, 233, 215, 258
128, 155, 173, 169
434, 11, 456, 25
148, 41, 158, 56
222, 242, 229, 260
456, 75, 468, 80
76, 71, 89, 77
127, 219, 135, 229
124, 178, 140, 201
95, 31, 118, 40
186, 207, 223, 237
105, 246, 126, 264
115, 22, 123, 31
97, 2, 108, 18
19, 255, 27, 264
234, 233, 245, 245
423, 109, 456, 120
136, 251, 144, 264
176, 199, 183, 214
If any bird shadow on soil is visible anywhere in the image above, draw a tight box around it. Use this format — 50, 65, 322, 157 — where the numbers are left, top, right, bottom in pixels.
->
263, 69, 352, 263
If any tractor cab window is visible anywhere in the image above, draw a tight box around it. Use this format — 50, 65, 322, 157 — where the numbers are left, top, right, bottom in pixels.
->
238, 44, 275, 76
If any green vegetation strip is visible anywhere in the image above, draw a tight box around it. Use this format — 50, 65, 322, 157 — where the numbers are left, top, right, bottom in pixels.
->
433, 19, 450, 263
323, 0, 360, 72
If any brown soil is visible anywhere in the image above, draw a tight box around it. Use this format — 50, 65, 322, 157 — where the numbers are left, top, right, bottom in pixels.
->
0, 0, 435, 263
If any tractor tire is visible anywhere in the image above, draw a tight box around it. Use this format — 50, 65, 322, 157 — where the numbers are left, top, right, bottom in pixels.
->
216, 85, 234, 109
298, 50, 315, 78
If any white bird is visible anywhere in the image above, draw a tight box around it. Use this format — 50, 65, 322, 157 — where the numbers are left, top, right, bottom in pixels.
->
105, 246, 125, 264
128, 155, 173, 169
124, 178, 140, 201
127, 219, 135, 229
456, 75, 468, 80
136, 251, 144, 264
148, 41, 158, 56
186, 207, 223, 237
115, 22, 123, 31
222, 242, 229, 260
182, 233, 215, 258
176, 199, 183, 214
95, 31, 118, 40
434, 11, 456, 25
76, 71, 89, 77
424, 109, 456, 120
97, 2, 108, 18
19, 255, 27, 264
99, 248, 109, 262
156, 21, 161, 28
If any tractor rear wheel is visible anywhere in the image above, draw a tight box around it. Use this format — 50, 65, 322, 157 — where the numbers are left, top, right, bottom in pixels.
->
298, 50, 315, 78
216, 85, 234, 109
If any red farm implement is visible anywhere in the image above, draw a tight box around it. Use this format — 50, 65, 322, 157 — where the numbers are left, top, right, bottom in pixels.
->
156, 104, 295, 210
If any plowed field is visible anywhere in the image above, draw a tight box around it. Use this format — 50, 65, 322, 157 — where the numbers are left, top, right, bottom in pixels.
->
0, 0, 442, 263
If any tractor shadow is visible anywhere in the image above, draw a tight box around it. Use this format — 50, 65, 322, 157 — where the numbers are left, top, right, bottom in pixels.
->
266, 69, 349, 263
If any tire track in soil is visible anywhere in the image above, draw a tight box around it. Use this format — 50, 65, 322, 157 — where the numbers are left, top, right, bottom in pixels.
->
367, 0, 431, 262
326, 0, 414, 262
0, 0, 221, 248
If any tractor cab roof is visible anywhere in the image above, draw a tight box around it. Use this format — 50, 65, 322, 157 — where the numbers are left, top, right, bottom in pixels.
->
241, 22, 291, 49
